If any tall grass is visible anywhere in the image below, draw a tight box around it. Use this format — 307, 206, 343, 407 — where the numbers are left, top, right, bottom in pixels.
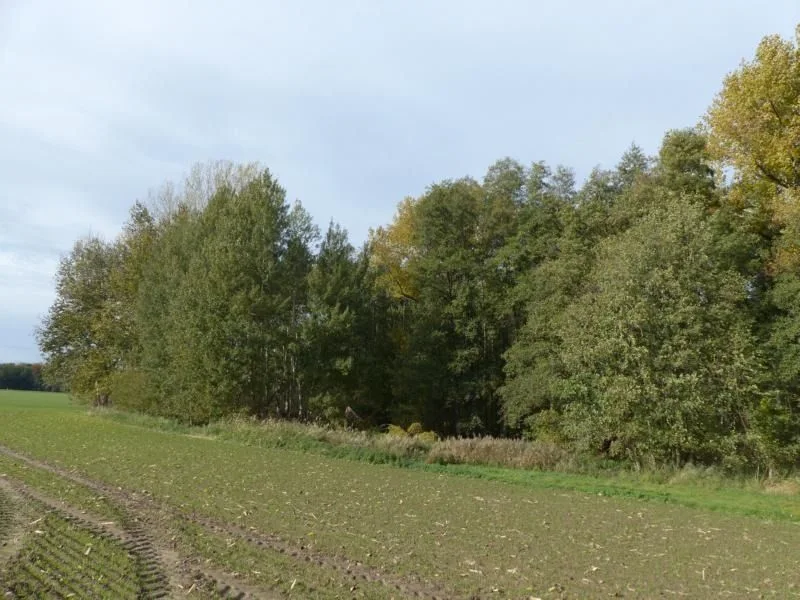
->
90, 407, 798, 497
427, 436, 575, 471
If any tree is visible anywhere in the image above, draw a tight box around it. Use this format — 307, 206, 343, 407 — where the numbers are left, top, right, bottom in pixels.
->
704, 27, 800, 470
380, 177, 521, 434
502, 132, 767, 466
556, 195, 763, 465
0, 363, 53, 391
500, 184, 604, 433
133, 204, 201, 415
706, 27, 800, 197
304, 223, 393, 422
613, 143, 650, 191
172, 171, 315, 421
37, 236, 118, 401
705, 28, 800, 267
369, 197, 419, 302
147, 160, 263, 219
655, 129, 716, 201
483, 157, 527, 206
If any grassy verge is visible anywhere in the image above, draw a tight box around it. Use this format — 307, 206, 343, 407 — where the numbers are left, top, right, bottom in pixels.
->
91, 408, 800, 523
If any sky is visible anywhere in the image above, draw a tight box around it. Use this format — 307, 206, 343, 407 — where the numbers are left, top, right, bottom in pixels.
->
1, 0, 799, 362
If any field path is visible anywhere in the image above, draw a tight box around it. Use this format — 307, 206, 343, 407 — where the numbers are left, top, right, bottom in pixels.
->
0, 484, 25, 570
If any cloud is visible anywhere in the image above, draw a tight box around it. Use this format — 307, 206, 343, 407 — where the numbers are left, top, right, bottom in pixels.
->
1, 0, 799, 361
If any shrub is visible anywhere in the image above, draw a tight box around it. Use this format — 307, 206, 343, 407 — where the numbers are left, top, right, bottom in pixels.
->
415, 430, 437, 443
524, 409, 564, 443
407, 422, 424, 436
386, 424, 409, 437
107, 370, 156, 413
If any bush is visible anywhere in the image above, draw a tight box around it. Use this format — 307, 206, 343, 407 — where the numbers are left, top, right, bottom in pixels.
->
407, 422, 424, 436
306, 393, 344, 425
415, 430, 437, 443
524, 409, 564, 443
387, 424, 409, 437
107, 370, 156, 413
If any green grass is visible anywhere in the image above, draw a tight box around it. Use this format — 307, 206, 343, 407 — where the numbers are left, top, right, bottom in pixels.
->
91, 406, 800, 523
0, 390, 75, 412
1, 392, 800, 597
174, 519, 400, 600
0, 454, 126, 524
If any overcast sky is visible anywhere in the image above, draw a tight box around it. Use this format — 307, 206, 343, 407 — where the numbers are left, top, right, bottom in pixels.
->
1, 1, 799, 362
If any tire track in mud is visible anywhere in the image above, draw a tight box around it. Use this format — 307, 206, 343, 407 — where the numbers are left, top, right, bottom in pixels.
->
0, 478, 170, 599
183, 511, 453, 599
0, 487, 12, 543
0, 443, 457, 599
0, 447, 262, 600
0, 485, 25, 569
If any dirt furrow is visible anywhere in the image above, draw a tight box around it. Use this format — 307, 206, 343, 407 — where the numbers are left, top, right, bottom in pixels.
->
0, 446, 264, 600
0, 477, 170, 599
0, 443, 455, 599
0, 484, 26, 574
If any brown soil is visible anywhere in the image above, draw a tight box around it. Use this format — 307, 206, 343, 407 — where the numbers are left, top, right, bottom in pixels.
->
0, 445, 274, 599
0, 443, 455, 599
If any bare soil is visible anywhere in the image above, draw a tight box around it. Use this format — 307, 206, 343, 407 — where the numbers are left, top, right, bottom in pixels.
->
0, 443, 454, 599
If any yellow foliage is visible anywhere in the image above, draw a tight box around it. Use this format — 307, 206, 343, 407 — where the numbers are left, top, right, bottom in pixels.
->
705, 27, 800, 274
406, 422, 424, 435
706, 29, 800, 194
368, 197, 419, 300
386, 424, 408, 437
415, 430, 437, 443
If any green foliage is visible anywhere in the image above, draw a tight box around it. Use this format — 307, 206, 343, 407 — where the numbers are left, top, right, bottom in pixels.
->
106, 369, 156, 413
0, 363, 56, 391
655, 128, 716, 201
37, 236, 120, 401
556, 195, 763, 465
35, 25, 800, 473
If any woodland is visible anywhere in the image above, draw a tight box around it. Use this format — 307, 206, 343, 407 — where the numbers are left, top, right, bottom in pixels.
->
38, 28, 800, 472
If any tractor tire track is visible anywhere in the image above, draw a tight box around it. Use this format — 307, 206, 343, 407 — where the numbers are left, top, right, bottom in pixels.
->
0, 447, 262, 600
0, 484, 26, 574
0, 477, 170, 599
0, 443, 457, 599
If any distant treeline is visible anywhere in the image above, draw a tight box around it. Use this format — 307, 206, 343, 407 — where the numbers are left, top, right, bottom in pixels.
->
0, 363, 60, 391
38, 28, 800, 472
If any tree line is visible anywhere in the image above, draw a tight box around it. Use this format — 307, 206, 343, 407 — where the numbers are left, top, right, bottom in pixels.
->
39, 28, 800, 472
0, 363, 58, 391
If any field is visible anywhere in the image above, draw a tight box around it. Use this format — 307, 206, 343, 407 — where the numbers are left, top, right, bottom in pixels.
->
0, 391, 799, 598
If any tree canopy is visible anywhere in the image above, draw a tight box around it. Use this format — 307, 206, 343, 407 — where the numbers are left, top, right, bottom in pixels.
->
38, 28, 800, 473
